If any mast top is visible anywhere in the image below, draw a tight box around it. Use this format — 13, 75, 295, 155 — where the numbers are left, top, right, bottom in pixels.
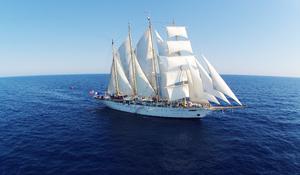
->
128, 22, 131, 33
147, 16, 152, 26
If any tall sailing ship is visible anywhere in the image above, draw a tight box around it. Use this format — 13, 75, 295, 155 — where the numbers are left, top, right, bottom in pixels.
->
94, 18, 243, 118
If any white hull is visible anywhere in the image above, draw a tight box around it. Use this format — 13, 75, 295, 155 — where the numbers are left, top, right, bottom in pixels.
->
99, 100, 211, 118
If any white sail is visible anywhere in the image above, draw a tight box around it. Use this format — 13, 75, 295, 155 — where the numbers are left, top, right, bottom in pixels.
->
159, 55, 219, 103
159, 55, 193, 71
108, 49, 133, 96
159, 56, 189, 101
159, 56, 189, 87
167, 40, 193, 55
101, 21, 245, 119
155, 30, 168, 56
133, 54, 155, 97
135, 29, 157, 89
166, 84, 189, 101
204, 93, 220, 104
164, 69, 189, 101
107, 65, 115, 95
195, 59, 231, 104
118, 36, 133, 81
164, 70, 188, 86
166, 26, 188, 39
119, 35, 155, 97
202, 55, 242, 105
185, 57, 219, 104
185, 65, 209, 104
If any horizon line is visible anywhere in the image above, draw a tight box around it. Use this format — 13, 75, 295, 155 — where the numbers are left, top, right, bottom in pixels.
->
0, 72, 299, 79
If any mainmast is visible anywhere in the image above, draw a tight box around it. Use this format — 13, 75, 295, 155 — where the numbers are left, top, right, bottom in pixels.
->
147, 17, 160, 100
112, 39, 119, 96
128, 23, 137, 96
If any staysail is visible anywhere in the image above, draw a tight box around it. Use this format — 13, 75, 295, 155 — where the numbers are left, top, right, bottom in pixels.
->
195, 59, 231, 104
118, 35, 155, 97
135, 28, 157, 90
201, 55, 242, 105
185, 57, 219, 104
107, 47, 133, 96
118, 36, 133, 82
155, 31, 168, 56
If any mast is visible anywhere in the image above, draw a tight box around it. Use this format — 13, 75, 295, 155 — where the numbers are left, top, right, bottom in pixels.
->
147, 17, 160, 100
128, 23, 137, 96
112, 39, 119, 95
172, 19, 181, 56
172, 19, 185, 103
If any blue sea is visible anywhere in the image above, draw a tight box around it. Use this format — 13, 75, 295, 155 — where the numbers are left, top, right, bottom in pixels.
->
0, 74, 299, 175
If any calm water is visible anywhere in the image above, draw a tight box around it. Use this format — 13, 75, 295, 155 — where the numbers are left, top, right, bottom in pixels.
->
0, 74, 299, 175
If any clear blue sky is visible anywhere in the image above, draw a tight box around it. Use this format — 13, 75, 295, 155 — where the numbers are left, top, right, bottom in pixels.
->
0, 0, 299, 77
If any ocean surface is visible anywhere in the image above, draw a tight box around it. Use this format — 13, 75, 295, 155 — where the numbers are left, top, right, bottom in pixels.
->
0, 74, 299, 175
